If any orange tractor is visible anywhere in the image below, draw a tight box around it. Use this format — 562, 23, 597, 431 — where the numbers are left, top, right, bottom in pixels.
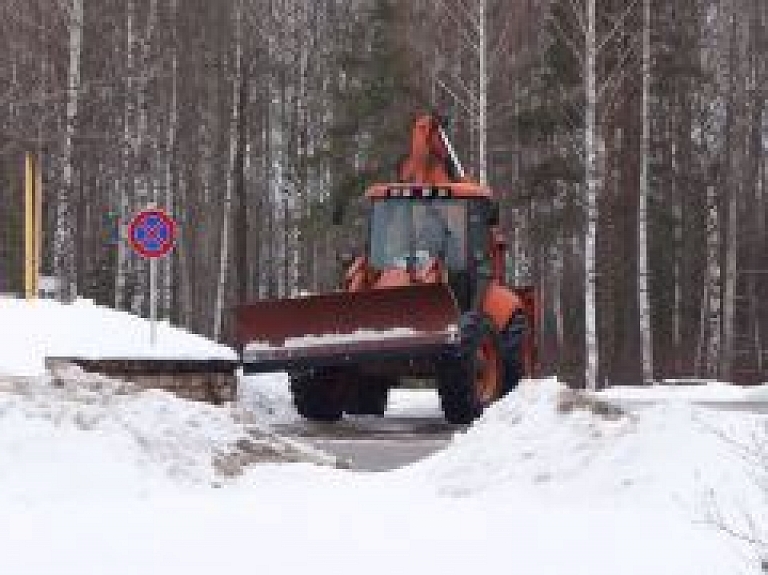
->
235, 114, 537, 424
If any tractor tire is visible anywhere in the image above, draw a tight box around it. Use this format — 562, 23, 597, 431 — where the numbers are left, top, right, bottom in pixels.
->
345, 378, 390, 416
500, 311, 527, 395
437, 312, 505, 424
289, 369, 344, 422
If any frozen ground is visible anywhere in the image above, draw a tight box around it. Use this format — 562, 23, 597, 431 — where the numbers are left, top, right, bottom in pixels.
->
0, 297, 766, 574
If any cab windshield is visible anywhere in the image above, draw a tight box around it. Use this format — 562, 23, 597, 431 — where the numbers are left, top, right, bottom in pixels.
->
369, 199, 467, 270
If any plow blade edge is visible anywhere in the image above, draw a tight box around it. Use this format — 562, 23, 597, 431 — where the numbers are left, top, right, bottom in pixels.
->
235, 285, 461, 375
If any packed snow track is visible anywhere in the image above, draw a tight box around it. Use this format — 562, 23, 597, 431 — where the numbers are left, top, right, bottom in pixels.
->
273, 415, 459, 471
241, 375, 461, 471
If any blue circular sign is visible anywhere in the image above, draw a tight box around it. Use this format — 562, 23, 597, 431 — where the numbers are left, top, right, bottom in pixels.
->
128, 209, 176, 258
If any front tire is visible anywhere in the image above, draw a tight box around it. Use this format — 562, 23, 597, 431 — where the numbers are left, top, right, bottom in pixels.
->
289, 369, 344, 422
346, 378, 390, 416
437, 312, 504, 424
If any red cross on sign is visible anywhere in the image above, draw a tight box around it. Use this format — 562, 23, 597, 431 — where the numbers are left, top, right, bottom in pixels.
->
128, 209, 177, 258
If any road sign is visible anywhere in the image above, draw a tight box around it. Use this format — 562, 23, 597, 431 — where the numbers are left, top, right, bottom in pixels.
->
128, 209, 176, 259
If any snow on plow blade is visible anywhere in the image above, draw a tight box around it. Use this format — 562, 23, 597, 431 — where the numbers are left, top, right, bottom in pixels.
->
235, 285, 461, 374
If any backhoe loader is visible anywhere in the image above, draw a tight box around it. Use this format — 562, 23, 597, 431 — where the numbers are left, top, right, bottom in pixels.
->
235, 114, 537, 424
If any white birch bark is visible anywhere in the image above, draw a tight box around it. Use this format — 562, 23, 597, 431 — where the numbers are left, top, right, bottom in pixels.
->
56, 0, 84, 302
213, 0, 243, 341
584, 0, 600, 391
705, 185, 722, 377
722, 4, 746, 380
722, 181, 739, 379
672, 140, 682, 373
163, 0, 178, 320
131, 0, 158, 316
432, 0, 505, 182
116, 0, 135, 310
477, 0, 488, 185
638, 0, 653, 383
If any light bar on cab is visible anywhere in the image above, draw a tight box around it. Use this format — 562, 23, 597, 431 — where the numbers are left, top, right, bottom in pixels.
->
386, 187, 452, 198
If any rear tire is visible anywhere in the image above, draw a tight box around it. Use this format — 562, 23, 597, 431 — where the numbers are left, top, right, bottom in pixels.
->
500, 311, 527, 395
289, 369, 344, 422
437, 312, 504, 424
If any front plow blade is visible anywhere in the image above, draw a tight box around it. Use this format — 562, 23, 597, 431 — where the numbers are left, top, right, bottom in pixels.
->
235, 285, 460, 374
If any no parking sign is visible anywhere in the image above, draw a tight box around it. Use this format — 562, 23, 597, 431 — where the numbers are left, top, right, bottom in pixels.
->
127, 207, 176, 346
128, 209, 176, 259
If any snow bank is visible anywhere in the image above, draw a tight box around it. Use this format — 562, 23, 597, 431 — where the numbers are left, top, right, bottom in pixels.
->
0, 366, 335, 503
238, 372, 299, 425
0, 296, 236, 378
406, 378, 767, 543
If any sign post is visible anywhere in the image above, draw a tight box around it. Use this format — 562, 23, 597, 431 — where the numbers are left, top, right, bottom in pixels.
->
127, 207, 177, 346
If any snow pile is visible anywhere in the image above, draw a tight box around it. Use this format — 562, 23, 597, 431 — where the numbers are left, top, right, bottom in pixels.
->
239, 372, 299, 425
411, 378, 767, 526
0, 365, 335, 503
0, 296, 236, 378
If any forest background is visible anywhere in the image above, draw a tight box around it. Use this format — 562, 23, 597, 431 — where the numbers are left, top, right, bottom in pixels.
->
0, 0, 765, 388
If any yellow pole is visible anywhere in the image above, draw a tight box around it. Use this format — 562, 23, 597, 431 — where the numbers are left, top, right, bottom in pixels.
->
33, 153, 42, 298
24, 153, 40, 300
24, 153, 34, 299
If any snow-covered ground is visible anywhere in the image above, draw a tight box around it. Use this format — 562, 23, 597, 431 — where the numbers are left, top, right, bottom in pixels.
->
1, 297, 766, 574
2, 376, 765, 574
0, 296, 235, 377
599, 380, 768, 403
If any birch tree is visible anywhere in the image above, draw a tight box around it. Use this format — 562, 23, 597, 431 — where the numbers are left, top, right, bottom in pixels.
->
56, 0, 84, 302
213, 0, 243, 342
431, 0, 517, 185
638, 0, 653, 383
584, 0, 599, 390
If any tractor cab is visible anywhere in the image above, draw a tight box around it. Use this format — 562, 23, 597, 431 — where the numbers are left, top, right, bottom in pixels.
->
365, 183, 503, 312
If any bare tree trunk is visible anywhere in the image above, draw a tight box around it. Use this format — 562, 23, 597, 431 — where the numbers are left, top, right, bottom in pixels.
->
478, 0, 487, 185
722, 1, 745, 379
235, 58, 249, 308
672, 138, 683, 376
57, 0, 84, 302
638, 0, 653, 383
553, 233, 565, 369
585, 0, 600, 390
132, 0, 158, 316
214, 0, 243, 341
705, 185, 722, 377
115, 0, 135, 311
162, 0, 179, 321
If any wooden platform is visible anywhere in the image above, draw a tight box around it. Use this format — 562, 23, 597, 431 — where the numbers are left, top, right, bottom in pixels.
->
45, 357, 238, 404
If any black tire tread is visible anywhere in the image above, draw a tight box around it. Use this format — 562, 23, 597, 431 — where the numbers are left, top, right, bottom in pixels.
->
500, 311, 527, 395
437, 312, 503, 424
289, 370, 344, 422
346, 379, 390, 416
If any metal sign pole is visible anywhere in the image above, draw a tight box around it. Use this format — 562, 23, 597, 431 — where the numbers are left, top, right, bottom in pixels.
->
147, 202, 158, 347
150, 256, 157, 346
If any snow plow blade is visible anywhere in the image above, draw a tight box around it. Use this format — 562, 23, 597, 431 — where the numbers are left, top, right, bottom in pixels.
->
235, 285, 461, 375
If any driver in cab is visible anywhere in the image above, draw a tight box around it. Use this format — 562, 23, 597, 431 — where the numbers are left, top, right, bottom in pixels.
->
411, 203, 462, 268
